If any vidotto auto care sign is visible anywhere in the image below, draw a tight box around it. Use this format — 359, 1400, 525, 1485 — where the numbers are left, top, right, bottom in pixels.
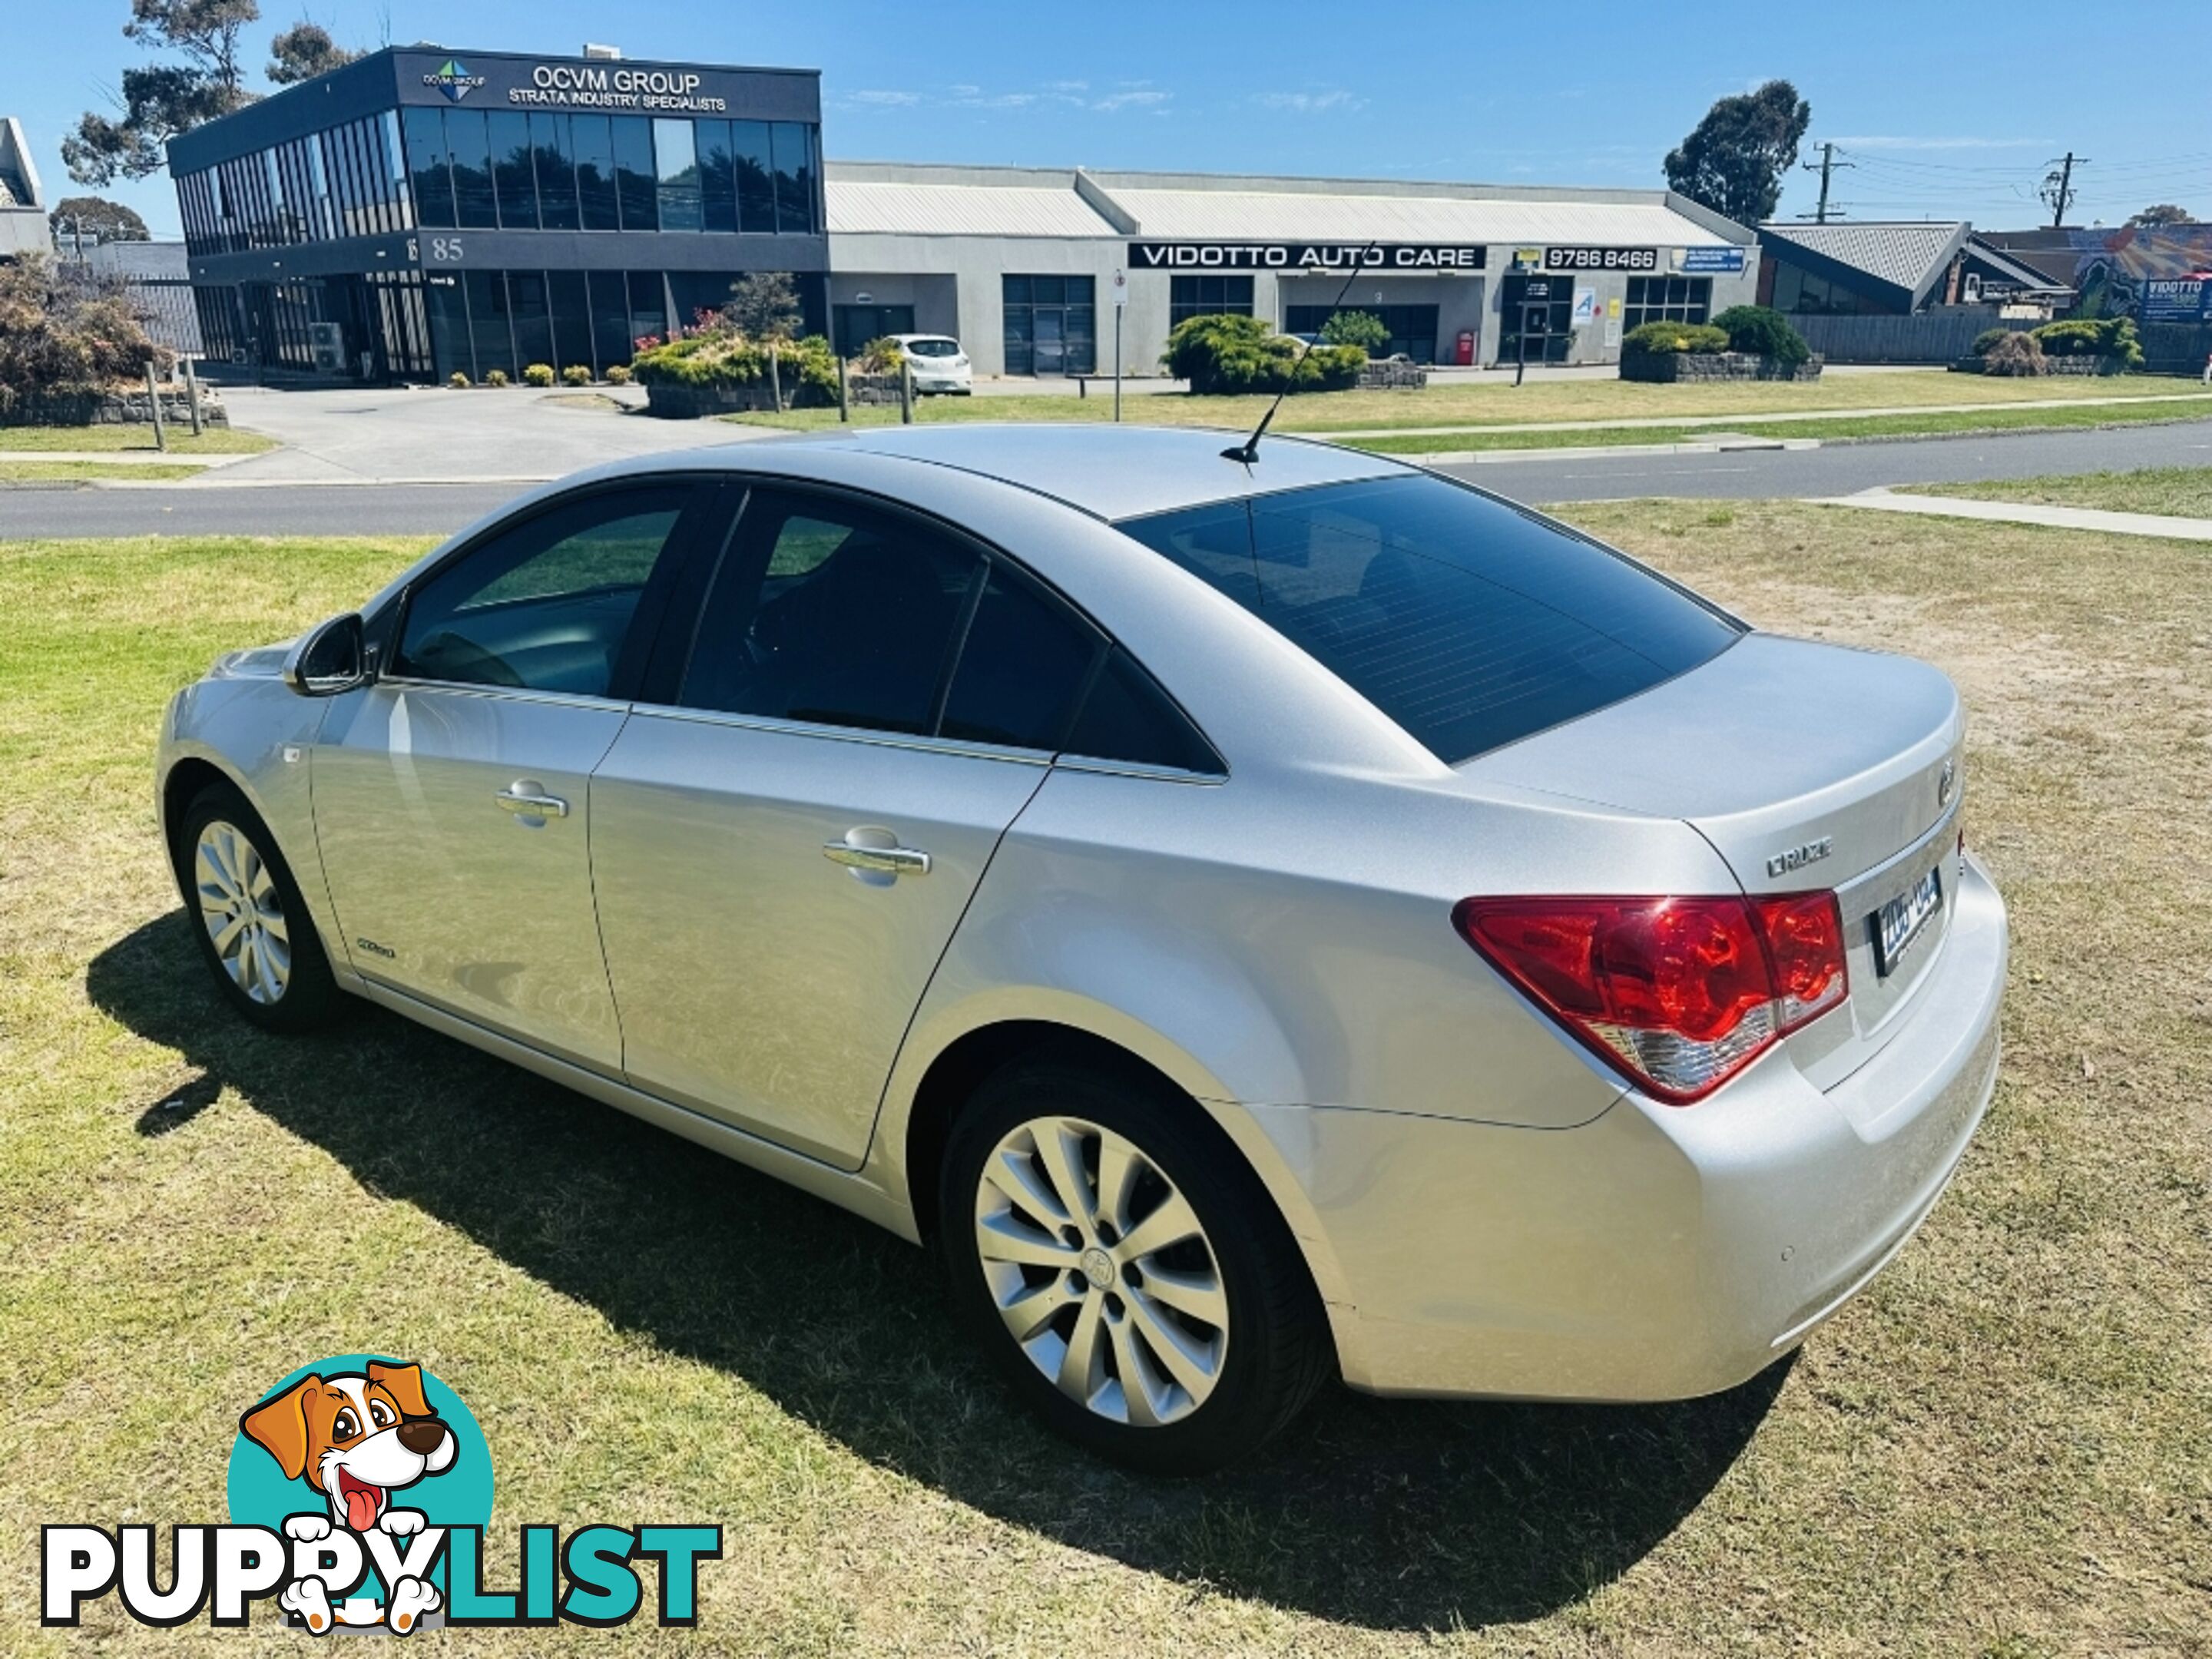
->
1128, 243, 1487, 271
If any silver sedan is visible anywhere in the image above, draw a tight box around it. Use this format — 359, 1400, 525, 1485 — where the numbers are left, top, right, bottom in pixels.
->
157, 425, 2006, 1472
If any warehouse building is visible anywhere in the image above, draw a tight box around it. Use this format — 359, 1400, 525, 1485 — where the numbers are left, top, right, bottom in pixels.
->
826, 162, 1760, 376
167, 45, 826, 380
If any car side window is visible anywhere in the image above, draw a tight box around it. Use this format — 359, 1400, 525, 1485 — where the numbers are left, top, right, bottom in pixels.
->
938, 563, 1100, 750
680, 489, 982, 735
1063, 647, 1224, 776
392, 484, 697, 697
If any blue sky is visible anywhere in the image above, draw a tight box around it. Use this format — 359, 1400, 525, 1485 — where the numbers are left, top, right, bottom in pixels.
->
10, 0, 2205, 238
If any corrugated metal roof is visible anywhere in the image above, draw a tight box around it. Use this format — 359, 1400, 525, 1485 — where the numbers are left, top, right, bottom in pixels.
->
1108, 188, 1731, 247
828, 180, 1118, 238
1760, 222, 1965, 294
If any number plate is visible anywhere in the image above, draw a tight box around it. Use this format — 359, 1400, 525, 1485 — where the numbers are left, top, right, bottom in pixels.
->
1872, 864, 1944, 976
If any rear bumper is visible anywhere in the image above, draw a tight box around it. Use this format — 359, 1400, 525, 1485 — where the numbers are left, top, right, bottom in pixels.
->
1243, 852, 2008, 1401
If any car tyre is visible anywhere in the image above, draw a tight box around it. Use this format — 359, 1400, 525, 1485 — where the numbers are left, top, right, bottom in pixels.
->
174, 780, 343, 1034
939, 1058, 1332, 1474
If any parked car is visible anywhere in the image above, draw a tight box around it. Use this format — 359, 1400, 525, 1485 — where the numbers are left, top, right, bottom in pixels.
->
158, 425, 2005, 1472
890, 334, 972, 394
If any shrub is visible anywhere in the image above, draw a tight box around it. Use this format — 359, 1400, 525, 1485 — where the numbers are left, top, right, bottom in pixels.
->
851, 335, 906, 374
1621, 321, 1730, 359
1161, 313, 1364, 395
628, 330, 843, 405
1981, 332, 2048, 376
1712, 304, 1811, 366
604, 363, 632, 385
2032, 316, 2142, 368
447, 371, 471, 389
0, 253, 166, 417
560, 364, 594, 386
1319, 309, 1389, 353
522, 362, 555, 387
1971, 327, 2016, 357
483, 368, 510, 387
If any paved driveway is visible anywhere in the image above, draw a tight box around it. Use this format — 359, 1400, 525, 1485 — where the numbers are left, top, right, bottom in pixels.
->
210, 384, 770, 484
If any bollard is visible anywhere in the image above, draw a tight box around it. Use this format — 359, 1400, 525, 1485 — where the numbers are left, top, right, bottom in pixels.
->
837, 356, 849, 422
900, 358, 913, 425
146, 364, 168, 452
184, 358, 204, 436
768, 344, 782, 412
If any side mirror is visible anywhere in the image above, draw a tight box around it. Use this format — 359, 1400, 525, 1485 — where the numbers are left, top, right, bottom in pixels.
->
282, 613, 369, 697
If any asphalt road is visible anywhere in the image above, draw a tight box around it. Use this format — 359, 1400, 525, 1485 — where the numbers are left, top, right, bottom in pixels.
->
5, 416, 2210, 538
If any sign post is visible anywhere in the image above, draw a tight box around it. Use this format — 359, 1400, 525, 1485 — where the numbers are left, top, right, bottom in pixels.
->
1111, 267, 1128, 422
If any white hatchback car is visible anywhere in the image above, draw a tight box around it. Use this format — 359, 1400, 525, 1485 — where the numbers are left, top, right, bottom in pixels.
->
892, 334, 972, 394
157, 426, 2005, 1472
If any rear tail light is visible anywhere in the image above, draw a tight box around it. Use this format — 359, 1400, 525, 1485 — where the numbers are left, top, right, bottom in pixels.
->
1452, 892, 1849, 1103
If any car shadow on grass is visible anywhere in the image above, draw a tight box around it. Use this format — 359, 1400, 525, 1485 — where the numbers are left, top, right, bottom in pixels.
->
91, 910, 1788, 1634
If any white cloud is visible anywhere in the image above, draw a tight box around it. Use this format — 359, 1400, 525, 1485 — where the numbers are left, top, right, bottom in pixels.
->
1093, 89, 1170, 111
845, 89, 922, 108
1253, 89, 1365, 114
1832, 134, 2051, 150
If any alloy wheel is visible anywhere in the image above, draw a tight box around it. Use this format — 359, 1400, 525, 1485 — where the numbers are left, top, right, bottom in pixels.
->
194, 818, 291, 1005
972, 1114, 1228, 1427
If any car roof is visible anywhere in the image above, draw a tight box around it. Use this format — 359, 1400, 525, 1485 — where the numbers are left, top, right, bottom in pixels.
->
818, 422, 1412, 521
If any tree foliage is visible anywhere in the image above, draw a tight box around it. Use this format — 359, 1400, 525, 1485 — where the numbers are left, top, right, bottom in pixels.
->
267, 21, 360, 84
718, 272, 803, 343
1663, 81, 1811, 226
65, 0, 260, 184
49, 195, 152, 242
0, 255, 166, 414
2125, 203, 2198, 228
1318, 309, 1389, 353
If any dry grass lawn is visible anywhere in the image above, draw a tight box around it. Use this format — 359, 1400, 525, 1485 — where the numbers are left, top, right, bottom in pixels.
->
1901, 465, 2212, 519
1, 508, 2207, 1656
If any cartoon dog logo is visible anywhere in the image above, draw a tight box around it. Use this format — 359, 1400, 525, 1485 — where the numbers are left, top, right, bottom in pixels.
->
239, 1361, 455, 1634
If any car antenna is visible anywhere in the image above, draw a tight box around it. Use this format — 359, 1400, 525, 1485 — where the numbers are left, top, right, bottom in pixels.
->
1221, 240, 1382, 466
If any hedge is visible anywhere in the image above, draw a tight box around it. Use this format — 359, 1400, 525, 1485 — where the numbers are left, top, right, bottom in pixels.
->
628, 329, 843, 402
2030, 316, 2143, 368
1621, 321, 1730, 358
1712, 304, 1812, 367
1162, 313, 1364, 394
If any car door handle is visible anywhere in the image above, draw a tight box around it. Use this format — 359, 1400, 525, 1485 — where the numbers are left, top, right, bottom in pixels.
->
822, 840, 931, 876
492, 785, 569, 818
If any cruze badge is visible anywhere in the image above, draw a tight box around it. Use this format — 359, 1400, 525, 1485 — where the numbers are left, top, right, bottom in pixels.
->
1766, 837, 1833, 879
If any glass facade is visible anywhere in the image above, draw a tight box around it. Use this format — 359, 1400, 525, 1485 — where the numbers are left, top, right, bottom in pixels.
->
387, 108, 819, 237
1002, 274, 1096, 376
178, 82, 825, 385
177, 110, 411, 253
1168, 274, 1253, 329
1622, 276, 1714, 327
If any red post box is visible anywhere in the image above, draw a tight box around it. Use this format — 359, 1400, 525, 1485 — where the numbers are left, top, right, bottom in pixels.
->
1454, 329, 1475, 366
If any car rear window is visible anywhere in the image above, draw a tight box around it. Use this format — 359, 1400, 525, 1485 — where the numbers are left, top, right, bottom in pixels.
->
905, 339, 959, 357
1115, 475, 1740, 763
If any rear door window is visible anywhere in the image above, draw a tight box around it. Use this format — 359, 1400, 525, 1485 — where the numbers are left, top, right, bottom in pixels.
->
680, 490, 981, 734
1116, 475, 1740, 763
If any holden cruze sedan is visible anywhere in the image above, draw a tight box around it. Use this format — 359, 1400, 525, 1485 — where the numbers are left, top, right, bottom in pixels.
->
157, 425, 2005, 1472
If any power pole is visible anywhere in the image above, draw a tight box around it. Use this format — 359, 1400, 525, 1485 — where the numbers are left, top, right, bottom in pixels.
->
2043, 152, 2087, 228
1800, 143, 1853, 224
